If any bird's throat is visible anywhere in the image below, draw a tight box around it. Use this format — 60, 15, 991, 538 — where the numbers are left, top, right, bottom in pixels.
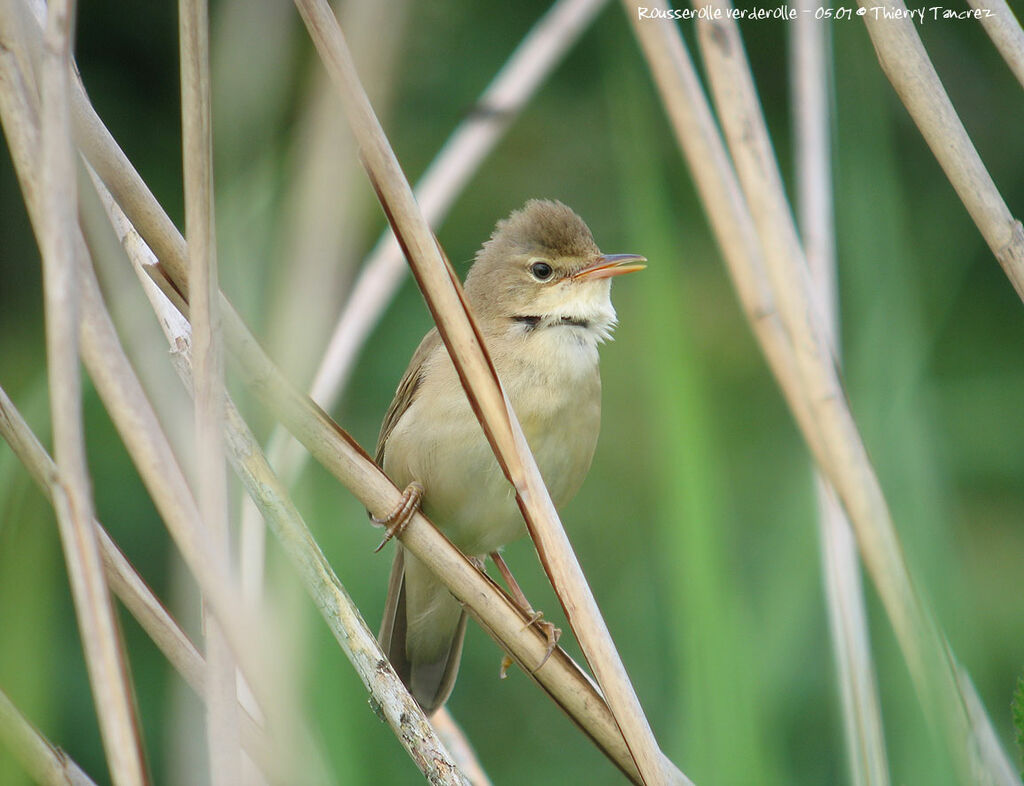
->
511, 314, 591, 330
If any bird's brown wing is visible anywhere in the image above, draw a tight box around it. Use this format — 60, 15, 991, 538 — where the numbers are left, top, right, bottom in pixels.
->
375, 327, 442, 466
376, 327, 468, 714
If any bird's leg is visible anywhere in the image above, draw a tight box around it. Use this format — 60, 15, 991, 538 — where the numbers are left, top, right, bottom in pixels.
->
490, 551, 561, 678
372, 481, 424, 553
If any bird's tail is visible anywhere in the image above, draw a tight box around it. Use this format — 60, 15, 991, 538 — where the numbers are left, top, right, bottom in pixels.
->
379, 546, 467, 714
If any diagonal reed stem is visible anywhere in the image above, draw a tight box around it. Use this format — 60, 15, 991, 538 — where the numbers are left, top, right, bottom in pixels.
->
291, 2, 681, 782
0, 687, 98, 786
243, 0, 609, 610
966, 0, 1024, 90
857, 0, 1024, 301
0, 384, 272, 775
627, 0, 1019, 783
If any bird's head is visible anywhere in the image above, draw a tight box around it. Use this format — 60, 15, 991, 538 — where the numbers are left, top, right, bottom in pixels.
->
464, 200, 645, 343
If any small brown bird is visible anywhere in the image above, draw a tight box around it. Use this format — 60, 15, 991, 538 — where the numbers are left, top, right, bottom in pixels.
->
375, 199, 645, 713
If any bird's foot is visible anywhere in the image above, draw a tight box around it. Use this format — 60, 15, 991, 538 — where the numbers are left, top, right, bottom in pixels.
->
498, 614, 561, 679
524, 612, 561, 668
490, 551, 561, 675
372, 481, 424, 552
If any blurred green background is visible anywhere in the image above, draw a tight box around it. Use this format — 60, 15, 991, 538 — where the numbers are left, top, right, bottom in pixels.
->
1, 0, 1023, 784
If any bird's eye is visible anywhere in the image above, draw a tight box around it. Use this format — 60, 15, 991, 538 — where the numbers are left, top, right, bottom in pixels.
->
529, 261, 553, 281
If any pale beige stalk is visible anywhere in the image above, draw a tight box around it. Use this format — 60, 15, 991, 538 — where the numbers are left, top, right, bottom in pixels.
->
178, 0, 240, 780
0, 687, 98, 786
693, 2, 1012, 782
2, 7, 147, 782
100, 188, 470, 786
239, 0, 410, 607
791, 6, 890, 784
292, 3, 680, 782
967, 0, 1024, 92
857, 0, 1024, 300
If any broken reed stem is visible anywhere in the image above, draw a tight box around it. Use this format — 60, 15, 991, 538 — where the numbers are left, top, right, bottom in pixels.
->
291, 2, 680, 782
0, 687, 98, 786
177, 0, 240, 780
857, 0, 1024, 301
6, 5, 148, 782
0, 384, 272, 775
791, 6, 890, 784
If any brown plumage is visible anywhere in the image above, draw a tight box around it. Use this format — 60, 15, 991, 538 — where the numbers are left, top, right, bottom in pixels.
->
376, 200, 644, 713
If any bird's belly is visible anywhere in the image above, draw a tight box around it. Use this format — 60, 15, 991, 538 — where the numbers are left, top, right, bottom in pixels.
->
385, 361, 600, 556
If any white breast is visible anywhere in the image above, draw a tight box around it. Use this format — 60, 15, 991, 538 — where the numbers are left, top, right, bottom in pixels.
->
384, 327, 602, 556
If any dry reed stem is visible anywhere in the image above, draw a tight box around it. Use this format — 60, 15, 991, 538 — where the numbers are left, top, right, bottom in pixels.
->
959, 667, 1024, 785
0, 49, 278, 739
247, 0, 608, 609
3, 8, 148, 782
0, 687, 98, 786
177, 0, 240, 780
791, 7, 890, 785
857, 0, 1024, 301
292, 3, 678, 782
0, 385, 272, 774
623, 0, 821, 452
692, 3, 1012, 782
967, 0, 1024, 93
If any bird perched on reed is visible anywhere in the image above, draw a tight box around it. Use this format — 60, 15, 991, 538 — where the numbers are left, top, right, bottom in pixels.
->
375, 199, 645, 713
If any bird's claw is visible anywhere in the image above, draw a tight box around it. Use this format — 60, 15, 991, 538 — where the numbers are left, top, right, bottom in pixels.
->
372, 482, 424, 552
526, 615, 561, 671
498, 614, 561, 679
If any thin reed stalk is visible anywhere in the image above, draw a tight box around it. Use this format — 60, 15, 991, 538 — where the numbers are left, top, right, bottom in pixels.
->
627, 0, 1018, 782
967, 0, 1024, 90
791, 6, 889, 785
93, 178, 471, 786
2, 8, 147, 782
178, 0, 240, 780
857, 0, 1024, 300
292, 2, 682, 781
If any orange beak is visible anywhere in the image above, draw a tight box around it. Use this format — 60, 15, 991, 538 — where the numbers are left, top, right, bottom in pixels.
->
572, 254, 647, 281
